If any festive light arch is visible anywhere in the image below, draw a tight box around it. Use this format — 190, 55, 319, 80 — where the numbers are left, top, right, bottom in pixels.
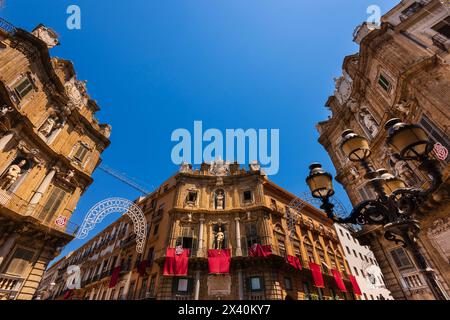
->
76, 198, 147, 253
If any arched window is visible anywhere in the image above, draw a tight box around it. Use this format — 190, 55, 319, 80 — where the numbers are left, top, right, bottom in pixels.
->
336, 252, 346, 273
316, 242, 327, 272
327, 247, 337, 270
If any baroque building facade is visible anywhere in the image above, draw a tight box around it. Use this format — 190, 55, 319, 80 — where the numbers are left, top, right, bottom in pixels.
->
39, 161, 363, 300
317, 0, 450, 300
0, 19, 111, 300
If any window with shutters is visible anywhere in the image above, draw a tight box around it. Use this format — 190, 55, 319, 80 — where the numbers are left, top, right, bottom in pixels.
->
390, 247, 414, 270
39, 186, 66, 223
303, 237, 314, 263
6, 247, 35, 276
378, 73, 391, 92
275, 233, 286, 257
73, 143, 90, 163
14, 76, 34, 99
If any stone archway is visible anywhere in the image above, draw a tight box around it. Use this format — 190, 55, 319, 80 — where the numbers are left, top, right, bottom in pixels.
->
76, 198, 147, 253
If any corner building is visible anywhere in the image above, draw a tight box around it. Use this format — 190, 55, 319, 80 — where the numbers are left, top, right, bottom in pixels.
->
0, 20, 110, 300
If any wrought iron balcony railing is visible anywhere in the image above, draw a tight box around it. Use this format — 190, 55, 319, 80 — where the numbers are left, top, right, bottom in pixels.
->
0, 189, 79, 236
0, 18, 17, 35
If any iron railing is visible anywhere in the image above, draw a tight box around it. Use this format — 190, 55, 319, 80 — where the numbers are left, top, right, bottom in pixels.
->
0, 189, 79, 236
0, 17, 16, 35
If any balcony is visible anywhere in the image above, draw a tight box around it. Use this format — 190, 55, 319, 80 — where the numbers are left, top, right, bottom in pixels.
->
0, 18, 17, 36
0, 189, 79, 236
0, 274, 24, 300
432, 33, 449, 51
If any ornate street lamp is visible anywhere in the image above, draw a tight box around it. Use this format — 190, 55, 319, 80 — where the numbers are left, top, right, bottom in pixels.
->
306, 118, 448, 300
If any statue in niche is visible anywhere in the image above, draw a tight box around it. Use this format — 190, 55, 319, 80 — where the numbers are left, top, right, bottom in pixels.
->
39, 116, 58, 137
64, 169, 75, 182
215, 226, 225, 250
215, 190, 225, 210
359, 108, 379, 138
0, 105, 13, 117
0, 159, 27, 190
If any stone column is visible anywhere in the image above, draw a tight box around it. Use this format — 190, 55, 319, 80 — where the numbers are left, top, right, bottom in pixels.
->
27, 167, 57, 216
46, 125, 64, 145
0, 234, 18, 267
197, 216, 205, 257
194, 270, 201, 300
235, 217, 242, 256
0, 132, 14, 151
238, 270, 244, 300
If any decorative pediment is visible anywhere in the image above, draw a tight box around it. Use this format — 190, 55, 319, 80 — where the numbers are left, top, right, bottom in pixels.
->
65, 78, 88, 110
209, 158, 230, 176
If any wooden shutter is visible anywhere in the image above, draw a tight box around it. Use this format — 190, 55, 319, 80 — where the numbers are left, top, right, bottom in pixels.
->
39, 187, 66, 223
6, 248, 35, 276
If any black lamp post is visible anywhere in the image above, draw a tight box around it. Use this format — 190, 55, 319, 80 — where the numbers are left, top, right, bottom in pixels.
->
306, 118, 448, 300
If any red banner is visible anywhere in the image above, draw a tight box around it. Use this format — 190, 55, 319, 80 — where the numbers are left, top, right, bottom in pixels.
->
63, 289, 74, 300
138, 260, 148, 277
109, 266, 121, 288
331, 269, 347, 292
208, 249, 231, 274
248, 244, 272, 257
349, 275, 362, 296
287, 255, 302, 270
163, 248, 190, 276
309, 262, 324, 288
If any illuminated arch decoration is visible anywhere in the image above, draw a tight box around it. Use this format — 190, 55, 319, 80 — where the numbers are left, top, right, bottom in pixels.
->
76, 198, 147, 253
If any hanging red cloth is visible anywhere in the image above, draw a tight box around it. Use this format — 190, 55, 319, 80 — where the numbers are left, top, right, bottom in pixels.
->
208, 249, 231, 274
248, 244, 272, 257
331, 269, 347, 292
287, 255, 302, 270
309, 262, 325, 288
63, 289, 74, 300
138, 260, 148, 277
349, 275, 362, 296
163, 247, 190, 276
109, 266, 121, 288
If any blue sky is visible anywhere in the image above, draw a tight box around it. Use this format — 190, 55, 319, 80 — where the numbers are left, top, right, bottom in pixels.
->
2, 0, 398, 263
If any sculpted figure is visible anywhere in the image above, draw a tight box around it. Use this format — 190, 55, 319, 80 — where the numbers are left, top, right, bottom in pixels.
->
216, 190, 224, 209
39, 116, 57, 137
215, 227, 225, 250
0, 160, 27, 190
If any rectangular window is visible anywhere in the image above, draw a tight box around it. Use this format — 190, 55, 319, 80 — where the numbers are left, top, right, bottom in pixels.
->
177, 278, 189, 292
284, 278, 293, 291
39, 186, 66, 223
15, 77, 33, 99
378, 73, 391, 91
250, 277, 262, 291
243, 190, 253, 202
148, 275, 156, 297
73, 144, 89, 163
390, 248, 414, 270
6, 248, 35, 276
432, 16, 450, 39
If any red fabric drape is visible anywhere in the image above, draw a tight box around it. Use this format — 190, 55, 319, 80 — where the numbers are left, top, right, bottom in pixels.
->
163, 248, 190, 276
138, 260, 148, 277
349, 275, 362, 296
309, 262, 325, 288
248, 244, 272, 257
287, 255, 302, 270
109, 266, 121, 288
63, 289, 73, 300
208, 249, 231, 274
331, 269, 347, 292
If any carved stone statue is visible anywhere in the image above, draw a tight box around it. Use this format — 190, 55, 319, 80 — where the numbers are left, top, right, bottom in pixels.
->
65, 169, 75, 182
0, 160, 27, 190
39, 116, 57, 137
215, 227, 225, 250
334, 70, 353, 106
349, 167, 360, 181
249, 161, 261, 171
209, 158, 230, 176
0, 105, 13, 117
359, 108, 379, 137
179, 162, 192, 173
215, 190, 225, 210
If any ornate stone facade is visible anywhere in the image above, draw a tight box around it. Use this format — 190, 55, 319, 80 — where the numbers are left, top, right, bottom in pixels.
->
0, 19, 110, 299
317, 0, 450, 300
39, 162, 359, 300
